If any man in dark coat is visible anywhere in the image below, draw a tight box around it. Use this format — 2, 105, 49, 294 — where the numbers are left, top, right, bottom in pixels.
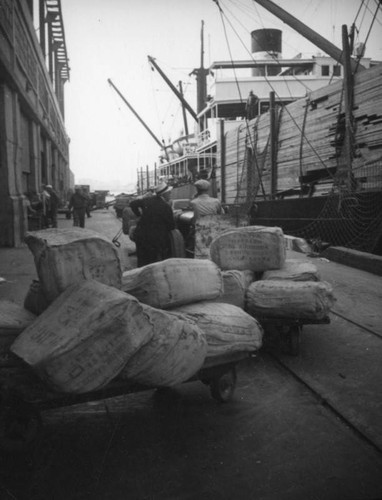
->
130, 182, 175, 267
68, 187, 88, 228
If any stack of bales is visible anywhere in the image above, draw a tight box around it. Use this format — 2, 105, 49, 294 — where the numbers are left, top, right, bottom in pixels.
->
11, 279, 208, 393
121, 258, 263, 361
6, 228, 263, 395
207, 225, 335, 320
4, 225, 335, 396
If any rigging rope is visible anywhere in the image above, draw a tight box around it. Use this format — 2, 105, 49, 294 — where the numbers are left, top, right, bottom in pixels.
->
354, 0, 382, 72
213, 0, 335, 177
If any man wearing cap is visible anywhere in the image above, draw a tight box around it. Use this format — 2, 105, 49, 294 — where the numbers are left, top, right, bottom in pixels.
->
130, 181, 175, 267
190, 180, 224, 220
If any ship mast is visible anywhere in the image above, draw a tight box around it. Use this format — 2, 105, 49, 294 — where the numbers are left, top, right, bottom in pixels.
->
252, 0, 365, 73
190, 20, 210, 114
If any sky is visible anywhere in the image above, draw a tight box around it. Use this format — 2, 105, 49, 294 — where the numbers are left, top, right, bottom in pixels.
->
60, 0, 382, 193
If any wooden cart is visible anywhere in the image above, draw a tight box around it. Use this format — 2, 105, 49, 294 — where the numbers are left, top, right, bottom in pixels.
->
0, 350, 252, 454
257, 316, 331, 356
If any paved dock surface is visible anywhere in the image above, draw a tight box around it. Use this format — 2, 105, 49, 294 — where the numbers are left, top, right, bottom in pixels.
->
1, 209, 381, 500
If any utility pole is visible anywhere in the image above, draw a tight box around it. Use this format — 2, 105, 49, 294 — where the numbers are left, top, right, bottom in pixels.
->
269, 91, 277, 199
341, 24, 354, 191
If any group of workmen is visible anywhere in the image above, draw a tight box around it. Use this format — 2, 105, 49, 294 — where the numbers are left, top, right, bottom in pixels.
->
26, 184, 60, 229
130, 179, 223, 267
26, 185, 92, 230
30, 179, 223, 268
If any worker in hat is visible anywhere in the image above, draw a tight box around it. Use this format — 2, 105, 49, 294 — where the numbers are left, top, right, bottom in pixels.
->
130, 181, 175, 267
190, 179, 224, 220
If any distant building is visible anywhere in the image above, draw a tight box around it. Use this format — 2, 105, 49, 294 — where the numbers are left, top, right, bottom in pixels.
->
0, 0, 73, 246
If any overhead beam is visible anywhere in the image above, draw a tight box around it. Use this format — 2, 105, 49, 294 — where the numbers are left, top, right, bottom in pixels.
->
252, 0, 365, 73
108, 78, 166, 151
148, 55, 198, 121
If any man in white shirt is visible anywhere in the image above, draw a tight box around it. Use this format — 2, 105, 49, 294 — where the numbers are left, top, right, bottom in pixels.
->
190, 180, 224, 220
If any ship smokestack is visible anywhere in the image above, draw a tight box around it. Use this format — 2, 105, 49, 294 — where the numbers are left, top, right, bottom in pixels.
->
251, 28, 282, 76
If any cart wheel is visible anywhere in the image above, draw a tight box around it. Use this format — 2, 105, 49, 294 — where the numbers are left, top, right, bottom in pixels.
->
284, 325, 301, 356
209, 367, 237, 403
0, 392, 42, 453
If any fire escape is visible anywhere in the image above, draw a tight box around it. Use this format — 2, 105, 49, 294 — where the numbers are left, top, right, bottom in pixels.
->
39, 0, 70, 116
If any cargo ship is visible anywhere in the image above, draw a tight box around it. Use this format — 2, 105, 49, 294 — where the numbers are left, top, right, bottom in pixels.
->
143, 0, 382, 254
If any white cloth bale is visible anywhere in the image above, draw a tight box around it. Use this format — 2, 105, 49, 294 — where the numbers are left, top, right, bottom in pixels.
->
171, 301, 263, 357
25, 228, 122, 303
246, 280, 336, 320
261, 259, 320, 281
121, 258, 223, 309
11, 280, 153, 393
119, 306, 207, 387
210, 226, 286, 271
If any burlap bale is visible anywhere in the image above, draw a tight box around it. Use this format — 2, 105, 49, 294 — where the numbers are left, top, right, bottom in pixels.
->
11, 280, 152, 393
209, 226, 286, 271
0, 301, 36, 365
25, 228, 122, 304
246, 280, 336, 320
119, 306, 207, 386
121, 258, 223, 309
171, 301, 263, 357
210, 270, 254, 308
261, 259, 320, 281
194, 214, 248, 259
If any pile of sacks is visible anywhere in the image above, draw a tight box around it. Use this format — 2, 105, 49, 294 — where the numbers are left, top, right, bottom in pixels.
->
4, 228, 263, 394
3, 225, 335, 395
207, 226, 335, 320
